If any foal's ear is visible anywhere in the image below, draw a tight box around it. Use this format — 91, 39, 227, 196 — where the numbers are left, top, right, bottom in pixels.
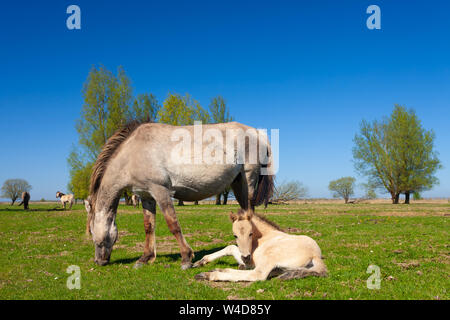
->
245, 209, 254, 220
229, 211, 238, 222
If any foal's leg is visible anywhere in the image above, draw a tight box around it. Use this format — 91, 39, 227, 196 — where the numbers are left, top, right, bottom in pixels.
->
135, 199, 157, 268
196, 265, 273, 282
152, 187, 194, 269
193, 245, 245, 269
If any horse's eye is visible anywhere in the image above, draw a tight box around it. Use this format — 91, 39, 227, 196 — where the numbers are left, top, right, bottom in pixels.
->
234, 235, 237, 238
249, 233, 253, 237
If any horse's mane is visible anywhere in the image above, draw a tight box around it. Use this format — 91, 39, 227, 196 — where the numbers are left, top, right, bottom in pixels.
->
89, 120, 143, 212
236, 209, 283, 231
253, 213, 283, 231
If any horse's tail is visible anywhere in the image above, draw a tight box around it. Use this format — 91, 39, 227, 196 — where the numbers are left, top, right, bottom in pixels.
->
251, 140, 275, 208
276, 256, 328, 280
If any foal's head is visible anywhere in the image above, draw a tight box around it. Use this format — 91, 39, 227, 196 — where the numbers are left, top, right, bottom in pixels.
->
229, 209, 254, 264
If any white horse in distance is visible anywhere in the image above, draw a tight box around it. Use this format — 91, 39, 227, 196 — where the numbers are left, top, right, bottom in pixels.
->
56, 191, 74, 210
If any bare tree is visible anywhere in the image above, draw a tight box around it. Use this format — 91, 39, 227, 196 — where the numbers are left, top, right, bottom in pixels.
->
1, 179, 32, 205
272, 180, 308, 204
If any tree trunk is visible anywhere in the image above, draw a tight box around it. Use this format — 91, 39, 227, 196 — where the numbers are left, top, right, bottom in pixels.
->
392, 193, 400, 204
178, 199, 184, 206
194, 200, 199, 205
404, 192, 410, 204
123, 193, 132, 205
344, 197, 349, 204
223, 191, 229, 205
215, 194, 221, 205
11, 199, 16, 206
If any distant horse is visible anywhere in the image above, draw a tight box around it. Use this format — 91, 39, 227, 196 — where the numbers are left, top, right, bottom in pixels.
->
86, 121, 274, 269
18, 191, 30, 210
56, 191, 74, 210
194, 209, 327, 282
132, 194, 140, 208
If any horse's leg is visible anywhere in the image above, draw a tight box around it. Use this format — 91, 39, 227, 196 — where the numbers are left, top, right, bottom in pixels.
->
86, 210, 93, 235
152, 187, 194, 269
230, 171, 250, 211
135, 199, 157, 268
244, 165, 260, 210
193, 245, 245, 269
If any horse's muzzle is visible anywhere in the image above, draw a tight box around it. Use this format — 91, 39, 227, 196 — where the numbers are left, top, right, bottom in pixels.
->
95, 244, 112, 266
95, 258, 110, 266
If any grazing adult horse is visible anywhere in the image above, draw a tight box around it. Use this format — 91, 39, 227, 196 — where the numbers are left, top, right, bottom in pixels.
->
194, 209, 327, 281
56, 191, 74, 210
18, 191, 30, 210
86, 121, 274, 269
132, 194, 140, 208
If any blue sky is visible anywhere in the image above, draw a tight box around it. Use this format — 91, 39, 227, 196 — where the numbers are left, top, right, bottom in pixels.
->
0, 0, 449, 200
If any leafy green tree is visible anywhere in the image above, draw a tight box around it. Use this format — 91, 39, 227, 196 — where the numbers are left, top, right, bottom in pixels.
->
385, 106, 441, 204
67, 162, 93, 200
68, 65, 157, 201
131, 93, 160, 122
328, 177, 356, 203
158, 93, 209, 125
209, 96, 234, 123
76, 65, 132, 161
353, 105, 441, 204
413, 191, 422, 201
1, 179, 32, 205
353, 118, 400, 203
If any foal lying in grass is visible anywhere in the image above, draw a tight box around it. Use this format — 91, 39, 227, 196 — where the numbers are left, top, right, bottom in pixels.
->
194, 209, 327, 282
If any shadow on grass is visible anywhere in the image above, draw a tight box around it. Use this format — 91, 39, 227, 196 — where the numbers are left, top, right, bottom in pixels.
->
0, 207, 67, 213
110, 246, 230, 266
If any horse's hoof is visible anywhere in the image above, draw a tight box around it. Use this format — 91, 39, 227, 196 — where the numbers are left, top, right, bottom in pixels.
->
133, 262, 145, 269
181, 262, 193, 270
194, 272, 209, 281
193, 259, 206, 268
238, 264, 246, 270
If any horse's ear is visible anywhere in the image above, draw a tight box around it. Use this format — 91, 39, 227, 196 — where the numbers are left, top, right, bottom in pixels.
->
84, 198, 92, 213
229, 211, 237, 222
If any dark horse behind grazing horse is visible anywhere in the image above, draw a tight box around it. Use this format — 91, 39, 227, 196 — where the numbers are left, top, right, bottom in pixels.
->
18, 191, 30, 210
86, 121, 274, 269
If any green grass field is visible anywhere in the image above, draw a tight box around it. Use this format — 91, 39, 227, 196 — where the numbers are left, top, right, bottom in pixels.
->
0, 202, 448, 300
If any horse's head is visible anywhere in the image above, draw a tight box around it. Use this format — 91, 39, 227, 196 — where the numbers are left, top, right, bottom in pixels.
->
229, 209, 254, 265
56, 191, 61, 198
89, 198, 118, 266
